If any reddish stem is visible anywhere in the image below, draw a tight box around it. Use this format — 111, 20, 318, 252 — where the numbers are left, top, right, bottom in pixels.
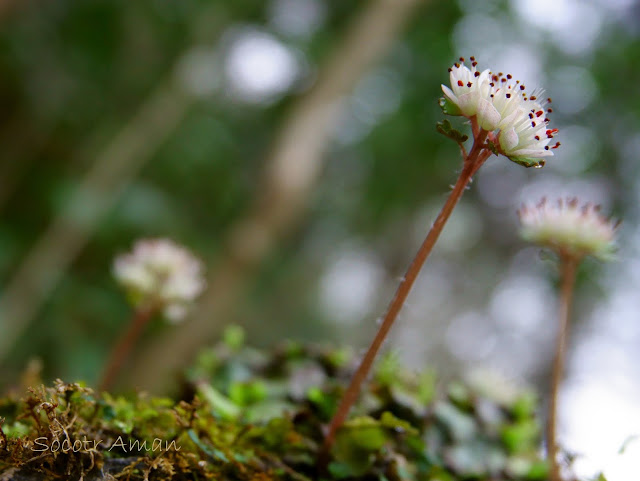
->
321, 128, 490, 458
547, 254, 578, 481
98, 306, 158, 392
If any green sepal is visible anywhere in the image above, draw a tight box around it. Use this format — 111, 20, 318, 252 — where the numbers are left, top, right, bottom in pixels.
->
439, 96, 462, 116
486, 139, 500, 156
436, 119, 468, 144
507, 155, 546, 169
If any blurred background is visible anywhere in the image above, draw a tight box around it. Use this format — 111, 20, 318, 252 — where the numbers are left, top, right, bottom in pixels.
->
1, 0, 639, 478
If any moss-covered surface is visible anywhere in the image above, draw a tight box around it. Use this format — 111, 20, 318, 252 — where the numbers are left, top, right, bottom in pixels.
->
1, 330, 550, 480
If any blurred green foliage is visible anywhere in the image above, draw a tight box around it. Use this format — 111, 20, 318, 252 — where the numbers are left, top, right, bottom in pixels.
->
0, 0, 462, 385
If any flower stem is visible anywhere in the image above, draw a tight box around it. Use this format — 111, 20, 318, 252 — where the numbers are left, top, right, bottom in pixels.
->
547, 254, 578, 481
321, 134, 490, 458
98, 306, 158, 392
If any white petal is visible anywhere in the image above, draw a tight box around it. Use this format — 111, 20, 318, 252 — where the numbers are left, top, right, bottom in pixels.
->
456, 91, 479, 116
497, 108, 523, 131
441, 84, 459, 104
508, 148, 554, 158
476, 98, 501, 131
499, 127, 519, 152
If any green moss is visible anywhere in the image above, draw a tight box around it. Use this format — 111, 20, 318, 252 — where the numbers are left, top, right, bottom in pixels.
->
0, 331, 554, 480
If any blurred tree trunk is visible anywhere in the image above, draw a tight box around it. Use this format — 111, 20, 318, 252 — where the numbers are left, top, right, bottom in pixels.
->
126, 0, 428, 393
0, 7, 227, 363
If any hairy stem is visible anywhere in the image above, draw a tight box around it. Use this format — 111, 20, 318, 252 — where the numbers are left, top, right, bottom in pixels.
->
321, 133, 490, 458
547, 254, 578, 481
98, 306, 159, 392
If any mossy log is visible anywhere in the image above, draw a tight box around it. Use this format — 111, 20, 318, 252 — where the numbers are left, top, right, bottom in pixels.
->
1, 337, 549, 480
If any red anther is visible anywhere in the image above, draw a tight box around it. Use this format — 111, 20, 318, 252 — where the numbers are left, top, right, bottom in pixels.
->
536, 110, 544, 117
490, 82, 495, 87
531, 121, 536, 127
507, 74, 512, 79
501, 78, 507, 82
547, 97, 552, 102
520, 85, 525, 90
459, 57, 465, 62
474, 71, 480, 77
546, 129, 559, 135
528, 113, 534, 119
506, 93, 512, 98
467, 82, 472, 87
470, 56, 476, 61
545, 146, 550, 150
535, 135, 540, 140
458, 80, 464, 87
448, 68, 453, 72
553, 142, 561, 148
547, 108, 553, 113
498, 72, 503, 76
455, 63, 460, 68
472, 61, 478, 67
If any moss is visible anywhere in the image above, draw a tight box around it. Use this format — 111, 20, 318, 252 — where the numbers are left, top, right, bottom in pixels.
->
1, 332, 550, 480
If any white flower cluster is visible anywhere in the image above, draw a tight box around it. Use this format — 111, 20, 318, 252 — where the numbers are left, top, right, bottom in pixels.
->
441, 57, 560, 167
518, 198, 618, 260
113, 238, 206, 322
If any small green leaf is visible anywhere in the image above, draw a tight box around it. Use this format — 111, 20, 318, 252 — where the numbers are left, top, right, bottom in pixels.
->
197, 383, 241, 420
223, 325, 245, 350
307, 386, 336, 420
337, 416, 387, 451
436, 119, 469, 144
2, 421, 30, 438
501, 419, 539, 454
229, 380, 267, 406
328, 461, 357, 479
439, 97, 462, 116
448, 382, 472, 410
375, 351, 401, 386
527, 460, 550, 479
511, 392, 537, 420
380, 411, 418, 436
417, 370, 437, 404
187, 429, 229, 462
434, 402, 477, 441
330, 416, 390, 476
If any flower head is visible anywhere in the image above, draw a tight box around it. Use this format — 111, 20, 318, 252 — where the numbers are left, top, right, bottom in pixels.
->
497, 93, 559, 168
113, 238, 206, 322
518, 198, 618, 260
441, 57, 560, 168
441, 57, 495, 127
